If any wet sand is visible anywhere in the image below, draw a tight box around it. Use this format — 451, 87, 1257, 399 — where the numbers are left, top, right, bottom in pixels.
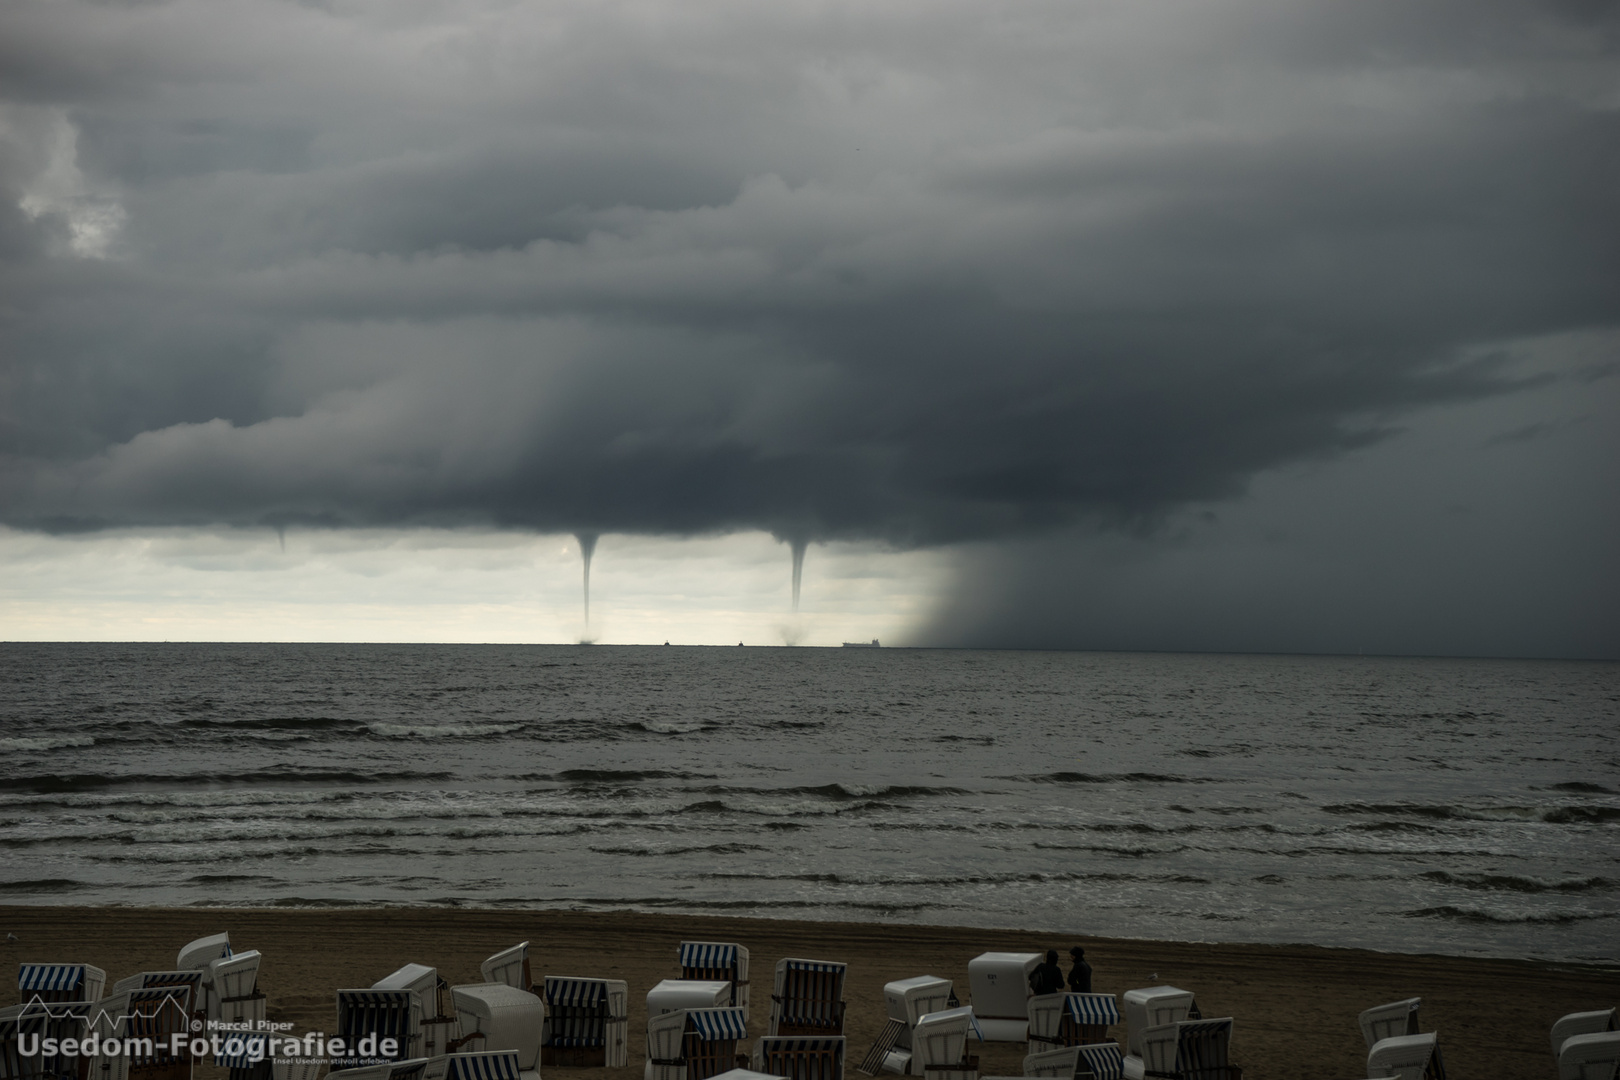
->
3, 906, 1616, 1080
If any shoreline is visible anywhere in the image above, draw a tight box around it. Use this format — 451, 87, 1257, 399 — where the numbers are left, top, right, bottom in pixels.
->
4, 905, 1617, 1080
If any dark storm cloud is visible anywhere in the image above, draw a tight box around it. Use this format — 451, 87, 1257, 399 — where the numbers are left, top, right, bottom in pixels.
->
2, 0, 1617, 556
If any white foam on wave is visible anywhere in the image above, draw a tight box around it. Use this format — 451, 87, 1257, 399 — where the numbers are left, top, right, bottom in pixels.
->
0, 734, 95, 752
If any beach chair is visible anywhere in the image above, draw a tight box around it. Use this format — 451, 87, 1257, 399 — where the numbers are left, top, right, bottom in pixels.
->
4, 999, 91, 1080
1021, 1047, 1081, 1079
480, 947, 531, 994
420, 1049, 525, 1080
375, 965, 459, 1059
1123, 1018, 1238, 1080
1557, 1031, 1620, 1080
1073, 1043, 1126, 1080
753, 1036, 845, 1080
220, 1034, 271, 1080
17, 966, 107, 1006
1365, 1032, 1445, 1080
864, 977, 955, 1075
1, 1002, 49, 1080
335, 989, 420, 1069
770, 962, 846, 1038
1119, 988, 1195, 1059
85, 986, 195, 1080
1028, 996, 1119, 1049
910, 1008, 979, 1080
646, 1007, 749, 1080
1553, 1011, 1618, 1058
1358, 999, 1420, 1051
539, 977, 627, 1068
210, 952, 266, 1029
326, 1059, 431, 1080
967, 956, 1040, 1044
175, 935, 232, 1022
449, 983, 544, 1080
680, 944, 752, 1021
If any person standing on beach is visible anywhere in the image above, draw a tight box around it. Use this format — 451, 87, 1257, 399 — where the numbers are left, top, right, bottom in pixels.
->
1029, 949, 1065, 995
1067, 947, 1092, 993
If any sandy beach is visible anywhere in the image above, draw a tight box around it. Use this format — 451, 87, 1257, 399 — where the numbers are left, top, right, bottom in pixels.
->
3, 906, 1616, 1080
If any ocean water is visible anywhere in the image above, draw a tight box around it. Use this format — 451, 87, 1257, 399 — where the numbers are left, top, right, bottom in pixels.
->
1, 643, 1616, 964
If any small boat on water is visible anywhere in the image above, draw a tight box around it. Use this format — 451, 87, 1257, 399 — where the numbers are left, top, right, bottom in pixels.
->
841, 639, 881, 648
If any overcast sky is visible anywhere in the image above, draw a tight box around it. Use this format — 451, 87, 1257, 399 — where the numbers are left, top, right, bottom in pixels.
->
2, 0, 1616, 654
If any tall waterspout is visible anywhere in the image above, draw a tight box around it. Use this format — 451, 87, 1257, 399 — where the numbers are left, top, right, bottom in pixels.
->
790, 538, 808, 614
576, 532, 599, 629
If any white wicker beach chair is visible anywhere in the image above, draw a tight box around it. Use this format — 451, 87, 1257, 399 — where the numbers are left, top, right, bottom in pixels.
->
1557, 1031, 1620, 1080
176, 934, 232, 973
910, 1007, 980, 1080
539, 977, 627, 1068
1028, 995, 1119, 1049
680, 944, 752, 1021
1119, 988, 1196, 1059
450, 983, 545, 1080
1021, 1046, 1080, 1080
1366, 1031, 1445, 1080
864, 977, 956, 1075
480, 946, 531, 994
770, 962, 847, 1039
646, 1006, 749, 1080
210, 951, 266, 1029
1359, 999, 1421, 1051
1553, 1012, 1619, 1058
375, 965, 458, 1059
17, 965, 106, 1005
967, 955, 1040, 1044
753, 1036, 845, 1080
1122, 1018, 1237, 1080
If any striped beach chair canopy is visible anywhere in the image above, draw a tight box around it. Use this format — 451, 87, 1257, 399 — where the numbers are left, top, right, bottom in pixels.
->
543, 977, 621, 1049
687, 1008, 748, 1042
681, 944, 738, 972
543, 978, 607, 1009
18, 965, 100, 996
1074, 1042, 1125, 1080
772, 960, 846, 1036
336, 988, 417, 1065
443, 1050, 523, 1080
1066, 995, 1120, 1028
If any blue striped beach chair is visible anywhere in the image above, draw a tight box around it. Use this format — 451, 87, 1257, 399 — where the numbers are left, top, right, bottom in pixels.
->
335, 989, 419, 1070
1074, 1043, 1124, 1080
539, 977, 627, 1068
1, 1003, 49, 1080
1029, 995, 1119, 1049
680, 944, 751, 1020
326, 1057, 432, 1080
769, 962, 846, 1038
220, 1034, 271, 1080
17, 967, 106, 1007
5, 1001, 89, 1080
753, 1037, 845, 1080
1124, 1018, 1238, 1080
648, 1007, 749, 1080
374, 966, 456, 1059
437, 1050, 523, 1080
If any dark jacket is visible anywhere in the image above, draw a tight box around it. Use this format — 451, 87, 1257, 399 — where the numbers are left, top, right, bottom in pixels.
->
1029, 960, 1065, 995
